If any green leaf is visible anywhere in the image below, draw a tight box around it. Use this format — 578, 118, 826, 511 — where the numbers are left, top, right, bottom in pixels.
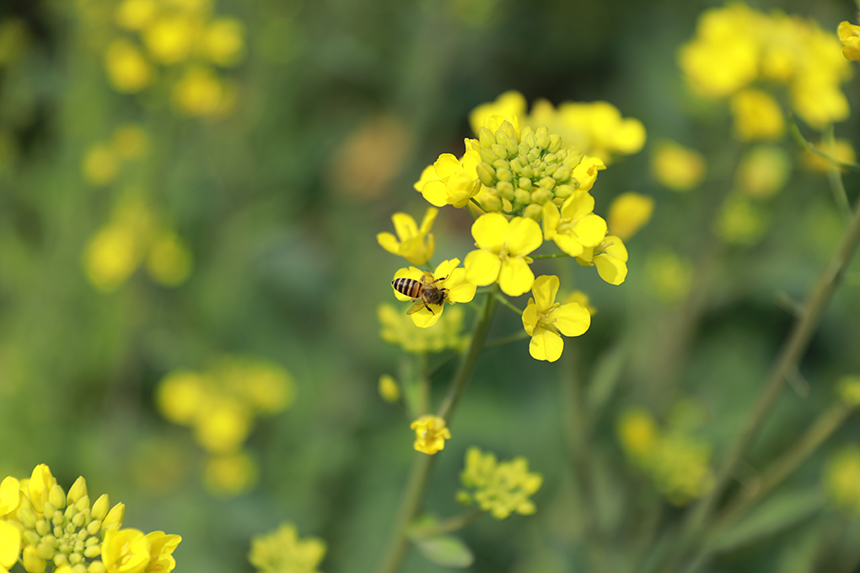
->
413, 535, 475, 568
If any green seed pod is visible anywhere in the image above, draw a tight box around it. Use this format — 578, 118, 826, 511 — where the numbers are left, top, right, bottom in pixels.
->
523, 204, 543, 221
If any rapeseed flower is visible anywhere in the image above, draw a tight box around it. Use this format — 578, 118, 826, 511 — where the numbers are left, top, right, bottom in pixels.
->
652, 141, 706, 192
171, 66, 224, 117
410, 415, 451, 455
377, 207, 437, 266
542, 190, 607, 257
104, 39, 153, 93
576, 235, 629, 286
838, 21, 860, 62
115, 0, 158, 31
203, 451, 258, 497
458, 448, 543, 519
0, 521, 20, 572
378, 374, 401, 403
414, 144, 483, 209
391, 259, 476, 328
249, 523, 326, 573
804, 138, 856, 172
201, 18, 245, 66
730, 89, 784, 141
736, 145, 789, 198
715, 194, 767, 245
608, 192, 654, 240
464, 214, 541, 297
521, 275, 591, 362
143, 15, 197, 64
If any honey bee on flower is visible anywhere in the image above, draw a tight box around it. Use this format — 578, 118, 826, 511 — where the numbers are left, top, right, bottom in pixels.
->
391, 259, 476, 328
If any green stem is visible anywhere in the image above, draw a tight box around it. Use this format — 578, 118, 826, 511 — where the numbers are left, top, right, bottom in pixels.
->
532, 253, 572, 259
823, 125, 853, 221
409, 509, 485, 539
670, 189, 860, 571
494, 293, 523, 315
484, 330, 529, 350
788, 114, 860, 173
376, 286, 498, 573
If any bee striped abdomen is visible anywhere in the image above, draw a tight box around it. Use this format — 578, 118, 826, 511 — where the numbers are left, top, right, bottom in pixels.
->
392, 278, 422, 299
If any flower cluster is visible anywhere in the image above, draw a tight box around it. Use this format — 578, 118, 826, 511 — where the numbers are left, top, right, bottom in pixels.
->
83, 197, 193, 292
838, 21, 860, 62
378, 304, 469, 354
156, 356, 294, 495
100, 0, 245, 117
248, 523, 326, 573
679, 3, 851, 129
410, 415, 451, 455
81, 125, 148, 187
456, 447, 543, 520
616, 406, 715, 506
0, 464, 180, 573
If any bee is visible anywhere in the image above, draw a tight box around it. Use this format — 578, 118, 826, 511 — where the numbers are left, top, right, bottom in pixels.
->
392, 272, 448, 315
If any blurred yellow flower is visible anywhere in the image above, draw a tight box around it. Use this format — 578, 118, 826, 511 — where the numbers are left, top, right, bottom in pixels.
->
652, 141, 706, 192
837, 375, 860, 407
824, 446, 860, 514
193, 396, 252, 454
249, 523, 326, 573
377, 207, 437, 266
104, 39, 153, 93
84, 225, 142, 292
468, 90, 527, 136
715, 194, 767, 245
458, 447, 543, 519
617, 407, 658, 462
563, 290, 595, 315
576, 235, 628, 286
465, 214, 541, 296
392, 259, 476, 328
82, 144, 120, 186
0, 18, 29, 67
146, 231, 193, 287
838, 21, 860, 62
378, 374, 400, 403
736, 145, 790, 198
410, 415, 451, 455
804, 138, 856, 172
156, 370, 208, 424
143, 15, 197, 64
202, 18, 245, 67
608, 192, 654, 240
217, 356, 296, 414
171, 66, 223, 117
112, 124, 149, 159
115, 0, 159, 31
522, 275, 590, 362
378, 304, 468, 354
730, 89, 784, 141
647, 251, 694, 303
203, 452, 258, 497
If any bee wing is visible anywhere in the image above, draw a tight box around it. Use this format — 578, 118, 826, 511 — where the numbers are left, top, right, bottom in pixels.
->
422, 270, 436, 283
406, 302, 426, 315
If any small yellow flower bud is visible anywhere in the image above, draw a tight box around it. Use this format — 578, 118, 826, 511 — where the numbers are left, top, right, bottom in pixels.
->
36, 542, 54, 560
90, 495, 109, 521
87, 521, 101, 536
476, 162, 496, 186
523, 204, 543, 221
54, 554, 68, 567
23, 530, 40, 547
84, 545, 101, 559
17, 506, 37, 528
531, 189, 552, 205
68, 552, 82, 565
73, 564, 87, 573
378, 375, 400, 403
102, 503, 125, 530
88, 561, 107, 573
514, 189, 530, 205
75, 497, 89, 513
23, 545, 46, 573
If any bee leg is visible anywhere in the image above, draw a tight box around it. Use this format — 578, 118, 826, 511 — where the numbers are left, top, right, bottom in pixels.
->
424, 301, 434, 314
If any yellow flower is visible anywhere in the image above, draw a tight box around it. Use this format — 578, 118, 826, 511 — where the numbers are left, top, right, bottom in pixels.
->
804, 138, 856, 172
410, 415, 451, 455
652, 141, 706, 192
171, 66, 223, 117
192, 396, 252, 454
790, 75, 849, 129
522, 275, 590, 362
458, 448, 543, 520
616, 407, 658, 462
715, 194, 767, 245
202, 452, 258, 498
378, 303, 469, 354
82, 144, 119, 186
549, 100, 646, 163
730, 89, 784, 141
542, 191, 606, 257
156, 370, 208, 424
608, 192, 653, 240
647, 251, 694, 303
837, 375, 860, 407
201, 18, 245, 67
736, 145, 790, 198
144, 531, 181, 573
102, 529, 151, 573
145, 232, 193, 287
143, 15, 197, 64
464, 213, 541, 296
838, 21, 860, 62
84, 225, 142, 293
825, 446, 860, 514
391, 258, 476, 328
104, 39, 153, 93
564, 290, 595, 315
248, 523, 326, 573
115, 0, 159, 31
468, 90, 527, 136
27, 464, 56, 511
0, 476, 20, 516
576, 235, 628, 286
377, 207, 437, 266
0, 521, 20, 571
378, 374, 400, 403
414, 145, 482, 208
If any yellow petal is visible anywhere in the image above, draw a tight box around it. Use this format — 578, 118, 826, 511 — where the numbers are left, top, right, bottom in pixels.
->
414, 164, 440, 191
542, 202, 560, 240
498, 258, 534, 297
465, 249, 502, 286
421, 180, 449, 207
553, 234, 585, 257
505, 216, 542, 256
434, 258, 461, 280
391, 213, 419, 241
444, 268, 476, 304
434, 153, 462, 177
0, 521, 21, 569
553, 303, 591, 337
529, 329, 563, 362
561, 191, 594, 220
531, 275, 558, 310
377, 232, 400, 255
595, 255, 628, 285
472, 213, 509, 251
521, 298, 538, 335
419, 207, 439, 234
574, 214, 608, 247
608, 192, 654, 240
410, 305, 443, 328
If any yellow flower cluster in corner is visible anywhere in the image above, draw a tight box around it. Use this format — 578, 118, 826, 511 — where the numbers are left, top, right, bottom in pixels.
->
81, 124, 149, 186
679, 3, 851, 130
156, 356, 295, 495
103, 0, 244, 118
83, 198, 193, 292
0, 464, 180, 573
378, 304, 469, 354
616, 406, 715, 506
249, 523, 326, 573
457, 447, 543, 519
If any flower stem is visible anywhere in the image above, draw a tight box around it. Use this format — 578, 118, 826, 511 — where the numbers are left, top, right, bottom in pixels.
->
494, 293, 523, 315
532, 253, 572, 259
668, 189, 860, 571
376, 285, 499, 573
484, 330, 529, 350
409, 509, 485, 539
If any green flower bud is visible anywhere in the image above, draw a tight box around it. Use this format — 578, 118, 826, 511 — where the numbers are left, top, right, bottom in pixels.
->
18, 507, 37, 528
518, 177, 532, 191
521, 127, 536, 149
478, 148, 496, 164
548, 133, 562, 153
476, 162, 497, 187
88, 560, 107, 573
554, 185, 574, 199
481, 193, 502, 213
514, 189, 530, 205
72, 513, 85, 528
503, 136, 518, 156
42, 502, 57, 517
69, 552, 82, 565
536, 132, 551, 150
496, 168, 513, 182
36, 542, 54, 561
531, 189, 553, 205
52, 511, 64, 527
496, 181, 514, 199
523, 204, 543, 221
91, 495, 109, 521
553, 165, 572, 181
74, 497, 90, 513
564, 151, 584, 167
491, 144, 508, 160
66, 478, 88, 506
538, 177, 556, 190
53, 554, 68, 567
456, 490, 473, 506
73, 539, 84, 554
64, 506, 76, 521
48, 485, 66, 511
73, 564, 87, 573
86, 521, 101, 536
23, 531, 41, 547
23, 545, 46, 573
84, 545, 101, 559
53, 526, 63, 539
478, 128, 495, 149
35, 520, 50, 537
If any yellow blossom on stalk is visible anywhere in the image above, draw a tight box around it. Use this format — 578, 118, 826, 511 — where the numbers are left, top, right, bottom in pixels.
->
824, 446, 860, 514
249, 523, 326, 573
84, 225, 143, 292
143, 15, 197, 64
608, 192, 653, 240
192, 396, 253, 454
652, 141, 706, 192
201, 18, 246, 67
378, 374, 400, 403
116, 0, 159, 31
104, 39, 153, 93
838, 21, 860, 62
464, 214, 541, 296
103, 529, 151, 573
391, 259, 476, 328
715, 194, 767, 245
730, 89, 784, 141
378, 304, 468, 353
156, 370, 208, 424
410, 415, 451, 455
203, 451, 258, 497
522, 275, 590, 362
791, 76, 849, 129
414, 144, 483, 209
837, 375, 860, 407
377, 207, 437, 266
0, 521, 20, 572
458, 448, 543, 519
647, 251, 694, 303
804, 138, 856, 172
736, 145, 790, 198
542, 190, 606, 257
576, 235, 628, 286
468, 90, 527, 135
145, 531, 182, 573
172, 66, 224, 117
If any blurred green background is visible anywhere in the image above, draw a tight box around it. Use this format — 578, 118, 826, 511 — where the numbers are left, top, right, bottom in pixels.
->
2, 0, 860, 571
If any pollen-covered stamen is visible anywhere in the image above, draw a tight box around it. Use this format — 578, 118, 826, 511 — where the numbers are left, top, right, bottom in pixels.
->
535, 303, 561, 331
